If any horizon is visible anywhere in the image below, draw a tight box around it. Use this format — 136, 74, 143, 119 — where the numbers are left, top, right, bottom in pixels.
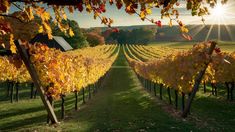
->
82, 24, 235, 29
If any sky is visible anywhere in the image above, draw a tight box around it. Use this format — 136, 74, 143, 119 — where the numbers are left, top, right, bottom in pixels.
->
10, 0, 235, 28
65, 0, 235, 28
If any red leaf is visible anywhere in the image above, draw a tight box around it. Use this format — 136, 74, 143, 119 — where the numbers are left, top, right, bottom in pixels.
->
125, 6, 136, 14
155, 20, 162, 27
109, 0, 113, 5
178, 21, 183, 27
181, 34, 192, 41
0, 21, 12, 34
132, 4, 138, 9
77, 3, 83, 12
176, 2, 180, 6
9, 55, 23, 69
116, 2, 123, 10
112, 28, 119, 33
187, 35, 192, 40
99, 4, 106, 13
214, 47, 221, 54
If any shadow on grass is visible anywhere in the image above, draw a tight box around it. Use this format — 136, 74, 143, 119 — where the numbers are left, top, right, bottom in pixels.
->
0, 114, 47, 131
0, 105, 44, 120
141, 76, 235, 131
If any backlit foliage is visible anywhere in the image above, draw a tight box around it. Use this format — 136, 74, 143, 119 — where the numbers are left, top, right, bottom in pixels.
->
0, 0, 229, 53
0, 44, 119, 99
124, 42, 234, 94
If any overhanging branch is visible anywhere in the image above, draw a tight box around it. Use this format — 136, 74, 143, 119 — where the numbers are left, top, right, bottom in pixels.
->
0, 14, 25, 23
9, 0, 83, 5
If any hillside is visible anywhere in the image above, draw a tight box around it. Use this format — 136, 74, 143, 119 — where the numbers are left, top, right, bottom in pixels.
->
93, 25, 235, 42
156, 25, 235, 42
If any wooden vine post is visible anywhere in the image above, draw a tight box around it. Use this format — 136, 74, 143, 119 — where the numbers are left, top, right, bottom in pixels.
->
203, 82, 206, 93
15, 83, 19, 102
14, 40, 58, 124
159, 84, 163, 100
182, 41, 216, 118
154, 83, 157, 96
30, 83, 34, 99
10, 82, 14, 103
167, 87, 172, 104
6, 81, 10, 97
175, 90, 178, 109
82, 88, 85, 104
181, 92, 185, 112
61, 95, 65, 119
75, 91, 78, 110
88, 85, 91, 99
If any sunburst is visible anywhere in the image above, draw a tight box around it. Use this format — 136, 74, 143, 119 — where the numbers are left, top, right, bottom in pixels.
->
202, 0, 235, 41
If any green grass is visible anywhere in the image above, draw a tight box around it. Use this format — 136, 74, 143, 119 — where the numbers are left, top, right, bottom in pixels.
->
0, 47, 235, 131
0, 82, 85, 131
149, 41, 235, 52
145, 83, 235, 131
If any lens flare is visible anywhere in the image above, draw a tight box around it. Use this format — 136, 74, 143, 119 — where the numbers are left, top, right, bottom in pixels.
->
211, 4, 226, 17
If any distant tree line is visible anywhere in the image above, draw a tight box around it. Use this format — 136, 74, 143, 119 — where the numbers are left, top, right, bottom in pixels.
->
102, 28, 156, 44
52, 19, 158, 48
52, 19, 105, 49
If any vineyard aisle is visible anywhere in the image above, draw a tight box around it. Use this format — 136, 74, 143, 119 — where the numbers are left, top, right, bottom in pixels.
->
0, 48, 206, 131
55, 48, 201, 131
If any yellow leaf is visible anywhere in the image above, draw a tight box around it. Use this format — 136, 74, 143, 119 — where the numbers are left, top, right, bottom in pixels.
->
109, 18, 114, 24
148, 3, 154, 7
48, 33, 53, 40
94, 12, 99, 19
1, 0, 10, 13
169, 20, 173, 27
181, 26, 189, 33
146, 8, 152, 15
69, 28, 74, 37
42, 22, 52, 39
62, 9, 67, 20
42, 11, 51, 21
86, 4, 92, 13
68, 6, 74, 13
10, 34, 17, 53
38, 25, 44, 33
25, 6, 34, 20
1, 43, 5, 48
140, 11, 145, 20
35, 7, 45, 17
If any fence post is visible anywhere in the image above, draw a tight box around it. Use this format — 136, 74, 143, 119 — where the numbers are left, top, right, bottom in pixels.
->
182, 41, 216, 118
14, 40, 58, 124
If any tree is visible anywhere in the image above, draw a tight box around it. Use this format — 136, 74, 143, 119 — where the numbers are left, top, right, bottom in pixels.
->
87, 27, 102, 35
129, 28, 156, 44
106, 28, 156, 44
52, 19, 88, 49
102, 29, 115, 43
109, 30, 130, 44
86, 32, 105, 47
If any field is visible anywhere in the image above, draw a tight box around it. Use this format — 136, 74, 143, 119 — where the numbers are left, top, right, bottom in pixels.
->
150, 41, 235, 52
0, 42, 235, 131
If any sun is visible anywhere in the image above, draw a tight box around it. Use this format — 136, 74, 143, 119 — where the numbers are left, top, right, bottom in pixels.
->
207, 2, 231, 25
205, 1, 234, 25
211, 4, 226, 17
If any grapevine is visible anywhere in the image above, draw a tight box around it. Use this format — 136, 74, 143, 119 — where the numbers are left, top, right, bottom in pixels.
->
0, 43, 119, 99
